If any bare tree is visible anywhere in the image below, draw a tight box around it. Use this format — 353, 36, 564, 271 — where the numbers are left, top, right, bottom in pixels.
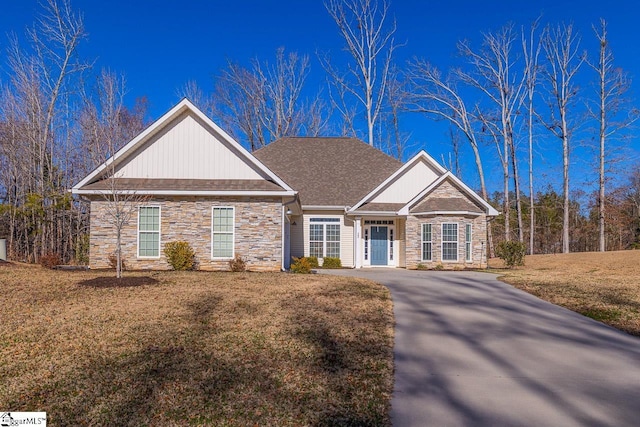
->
79, 69, 148, 278
176, 80, 214, 117
384, 65, 410, 160
522, 19, 542, 254
214, 48, 327, 151
1, 0, 88, 262
406, 60, 494, 255
321, 0, 398, 147
539, 23, 585, 253
456, 24, 526, 243
587, 19, 638, 252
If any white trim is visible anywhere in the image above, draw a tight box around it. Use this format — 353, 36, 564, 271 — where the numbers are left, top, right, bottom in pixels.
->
137, 205, 161, 259
72, 98, 294, 193
211, 206, 235, 260
348, 151, 446, 213
441, 222, 459, 263
308, 218, 341, 260
302, 205, 347, 211
362, 221, 396, 267
421, 223, 433, 262
73, 189, 295, 197
398, 172, 500, 217
465, 223, 472, 262
354, 217, 362, 268
348, 211, 400, 216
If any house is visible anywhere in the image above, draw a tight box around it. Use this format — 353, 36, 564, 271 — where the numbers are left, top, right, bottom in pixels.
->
72, 99, 498, 271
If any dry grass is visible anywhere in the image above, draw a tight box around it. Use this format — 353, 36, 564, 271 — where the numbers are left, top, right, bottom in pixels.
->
490, 250, 640, 336
0, 264, 393, 426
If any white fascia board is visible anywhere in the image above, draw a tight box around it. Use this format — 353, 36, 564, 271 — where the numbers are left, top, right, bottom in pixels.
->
410, 211, 484, 217
348, 150, 446, 213
345, 211, 400, 216
72, 189, 296, 197
72, 98, 294, 193
301, 205, 347, 211
398, 171, 500, 216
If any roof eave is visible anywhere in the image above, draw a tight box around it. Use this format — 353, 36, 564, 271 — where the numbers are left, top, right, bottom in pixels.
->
72, 189, 296, 197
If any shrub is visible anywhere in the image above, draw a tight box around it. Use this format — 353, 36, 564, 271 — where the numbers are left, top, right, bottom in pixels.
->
164, 241, 195, 271
108, 253, 126, 271
290, 257, 312, 274
434, 263, 444, 271
228, 254, 247, 272
496, 240, 526, 268
306, 256, 319, 268
40, 253, 61, 269
322, 257, 342, 269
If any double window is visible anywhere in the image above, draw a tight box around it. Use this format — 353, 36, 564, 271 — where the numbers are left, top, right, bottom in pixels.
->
309, 218, 340, 259
212, 207, 234, 258
138, 206, 160, 258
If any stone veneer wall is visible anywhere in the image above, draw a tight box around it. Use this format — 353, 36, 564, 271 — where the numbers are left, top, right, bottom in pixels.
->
89, 196, 283, 271
404, 179, 489, 269
405, 214, 487, 269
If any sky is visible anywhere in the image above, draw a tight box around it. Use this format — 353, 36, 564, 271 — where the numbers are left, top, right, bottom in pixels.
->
1, 0, 639, 194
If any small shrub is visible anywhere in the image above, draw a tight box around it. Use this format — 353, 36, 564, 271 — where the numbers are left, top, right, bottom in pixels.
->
290, 257, 312, 274
306, 256, 319, 268
322, 257, 342, 269
416, 263, 426, 270
164, 241, 195, 271
434, 263, 444, 271
228, 254, 247, 272
40, 253, 61, 269
496, 240, 526, 268
108, 253, 126, 271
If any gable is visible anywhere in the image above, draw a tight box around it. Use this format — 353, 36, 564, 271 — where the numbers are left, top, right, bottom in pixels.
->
368, 157, 441, 204
113, 111, 265, 180
73, 99, 294, 195
409, 178, 485, 214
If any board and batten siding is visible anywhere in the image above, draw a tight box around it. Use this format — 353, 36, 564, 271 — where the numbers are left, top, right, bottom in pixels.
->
117, 111, 266, 180
302, 211, 354, 268
289, 215, 304, 259
369, 158, 440, 204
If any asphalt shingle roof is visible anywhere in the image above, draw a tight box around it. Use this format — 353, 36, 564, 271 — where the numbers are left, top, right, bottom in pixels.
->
81, 178, 283, 192
254, 137, 402, 206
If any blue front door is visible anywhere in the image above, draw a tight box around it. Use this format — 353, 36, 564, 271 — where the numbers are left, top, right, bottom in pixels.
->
370, 226, 388, 265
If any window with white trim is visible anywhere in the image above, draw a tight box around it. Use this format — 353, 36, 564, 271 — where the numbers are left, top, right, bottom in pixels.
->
465, 224, 472, 262
212, 207, 234, 258
421, 224, 432, 261
442, 223, 458, 261
309, 218, 340, 258
138, 206, 160, 257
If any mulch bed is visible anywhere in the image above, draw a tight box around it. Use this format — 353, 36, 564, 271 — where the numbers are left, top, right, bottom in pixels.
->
78, 276, 159, 288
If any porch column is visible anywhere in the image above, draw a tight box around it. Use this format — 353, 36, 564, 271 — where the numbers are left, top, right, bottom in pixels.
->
354, 217, 362, 268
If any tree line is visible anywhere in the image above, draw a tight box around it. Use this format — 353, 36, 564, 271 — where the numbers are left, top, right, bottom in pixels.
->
0, 0, 638, 264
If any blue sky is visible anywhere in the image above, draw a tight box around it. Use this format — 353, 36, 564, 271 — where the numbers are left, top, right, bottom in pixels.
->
1, 0, 639, 193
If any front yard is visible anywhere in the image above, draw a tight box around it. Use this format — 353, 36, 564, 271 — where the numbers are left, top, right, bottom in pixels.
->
490, 250, 640, 336
0, 264, 394, 426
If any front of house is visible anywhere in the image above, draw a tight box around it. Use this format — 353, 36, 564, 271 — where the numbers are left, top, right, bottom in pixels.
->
72, 99, 498, 271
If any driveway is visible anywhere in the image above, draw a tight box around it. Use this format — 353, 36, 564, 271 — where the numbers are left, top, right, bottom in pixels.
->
321, 269, 640, 426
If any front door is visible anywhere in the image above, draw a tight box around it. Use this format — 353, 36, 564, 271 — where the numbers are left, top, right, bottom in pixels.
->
370, 226, 388, 265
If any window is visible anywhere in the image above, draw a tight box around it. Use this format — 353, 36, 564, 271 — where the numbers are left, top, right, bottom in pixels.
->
442, 223, 458, 261
138, 206, 160, 258
389, 228, 394, 261
309, 218, 340, 259
212, 207, 234, 258
465, 224, 472, 262
421, 224, 432, 261
364, 228, 369, 261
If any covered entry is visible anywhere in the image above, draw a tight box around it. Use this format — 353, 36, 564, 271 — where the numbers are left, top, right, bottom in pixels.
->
362, 220, 396, 267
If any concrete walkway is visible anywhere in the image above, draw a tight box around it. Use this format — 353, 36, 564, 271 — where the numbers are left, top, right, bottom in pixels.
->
321, 269, 640, 427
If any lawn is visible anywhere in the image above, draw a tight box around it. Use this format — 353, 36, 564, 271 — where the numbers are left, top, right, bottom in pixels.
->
0, 263, 394, 426
489, 250, 640, 336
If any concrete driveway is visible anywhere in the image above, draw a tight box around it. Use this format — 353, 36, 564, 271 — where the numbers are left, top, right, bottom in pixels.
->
321, 269, 640, 427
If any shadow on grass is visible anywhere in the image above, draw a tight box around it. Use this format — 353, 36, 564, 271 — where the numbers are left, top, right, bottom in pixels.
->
77, 276, 159, 288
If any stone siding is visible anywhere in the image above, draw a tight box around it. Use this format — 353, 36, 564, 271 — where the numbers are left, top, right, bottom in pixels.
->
404, 179, 489, 269
89, 196, 282, 271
